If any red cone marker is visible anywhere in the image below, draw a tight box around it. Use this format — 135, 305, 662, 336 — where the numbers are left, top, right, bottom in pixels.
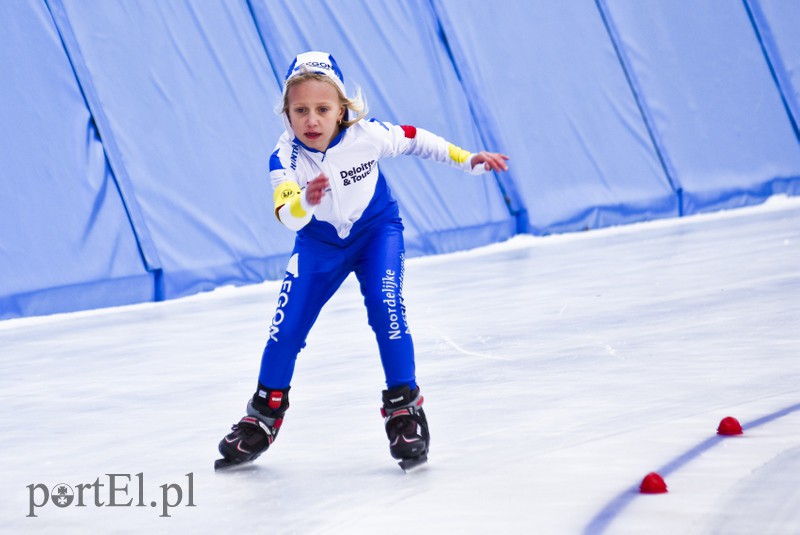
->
717, 416, 743, 436
639, 472, 668, 494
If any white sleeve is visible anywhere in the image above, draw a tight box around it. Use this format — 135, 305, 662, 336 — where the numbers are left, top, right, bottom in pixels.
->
366, 119, 488, 175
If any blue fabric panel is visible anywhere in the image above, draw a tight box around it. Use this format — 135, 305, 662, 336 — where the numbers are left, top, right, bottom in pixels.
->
248, 0, 517, 256
6, 0, 800, 321
429, 0, 529, 232
0, 0, 152, 320
46, 0, 162, 276
53, 0, 295, 300
745, 0, 800, 141
602, 0, 800, 215
433, 0, 679, 235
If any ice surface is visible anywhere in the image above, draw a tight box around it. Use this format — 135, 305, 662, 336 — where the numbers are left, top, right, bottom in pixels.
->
2, 197, 799, 534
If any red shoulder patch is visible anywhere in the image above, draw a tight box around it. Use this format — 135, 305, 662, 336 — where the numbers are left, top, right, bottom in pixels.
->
400, 125, 417, 139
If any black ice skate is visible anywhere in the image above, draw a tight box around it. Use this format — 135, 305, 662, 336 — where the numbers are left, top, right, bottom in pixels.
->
216, 386, 289, 470
381, 385, 430, 471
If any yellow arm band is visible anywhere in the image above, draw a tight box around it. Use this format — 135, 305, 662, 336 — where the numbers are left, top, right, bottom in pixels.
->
289, 195, 307, 218
273, 182, 301, 217
448, 143, 472, 164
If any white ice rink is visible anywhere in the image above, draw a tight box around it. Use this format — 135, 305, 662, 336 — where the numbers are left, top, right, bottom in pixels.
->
2, 196, 799, 534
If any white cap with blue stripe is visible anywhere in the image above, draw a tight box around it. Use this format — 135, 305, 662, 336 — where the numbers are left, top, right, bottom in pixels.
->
284, 51, 346, 97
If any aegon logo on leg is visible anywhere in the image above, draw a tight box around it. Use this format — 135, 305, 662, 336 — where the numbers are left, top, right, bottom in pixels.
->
26, 472, 195, 518
269, 254, 299, 343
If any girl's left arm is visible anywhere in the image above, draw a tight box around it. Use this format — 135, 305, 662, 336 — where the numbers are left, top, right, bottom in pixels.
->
373, 120, 509, 174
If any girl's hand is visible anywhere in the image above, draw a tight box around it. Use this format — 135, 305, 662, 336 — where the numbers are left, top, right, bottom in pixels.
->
305, 173, 330, 205
471, 151, 510, 172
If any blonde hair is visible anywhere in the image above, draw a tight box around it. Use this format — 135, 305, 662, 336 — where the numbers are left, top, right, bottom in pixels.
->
280, 72, 368, 128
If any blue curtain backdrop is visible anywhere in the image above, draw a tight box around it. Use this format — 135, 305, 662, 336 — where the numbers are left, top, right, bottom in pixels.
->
599, 0, 800, 215
0, 0, 152, 318
1, 0, 798, 319
434, 0, 679, 234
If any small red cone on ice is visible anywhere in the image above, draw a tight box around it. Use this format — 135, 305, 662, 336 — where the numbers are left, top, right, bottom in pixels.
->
717, 416, 743, 436
639, 472, 668, 494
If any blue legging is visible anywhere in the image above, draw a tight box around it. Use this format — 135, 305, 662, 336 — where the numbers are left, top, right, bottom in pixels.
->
257, 219, 416, 390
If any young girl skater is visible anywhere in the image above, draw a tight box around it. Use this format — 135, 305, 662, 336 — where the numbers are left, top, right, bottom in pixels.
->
217, 51, 509, 470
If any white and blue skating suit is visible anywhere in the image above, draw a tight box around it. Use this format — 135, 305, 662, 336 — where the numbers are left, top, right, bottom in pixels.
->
258, 118, 485, 390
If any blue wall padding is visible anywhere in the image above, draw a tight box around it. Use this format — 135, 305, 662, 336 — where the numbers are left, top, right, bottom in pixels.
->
745, 0, 800, 141
2, 0, 800, 320
601, 0, 800, 215
0, 0, 153, 318
247, 0, 518, 257
49, 0, 296, 302
434, 0, 680, 234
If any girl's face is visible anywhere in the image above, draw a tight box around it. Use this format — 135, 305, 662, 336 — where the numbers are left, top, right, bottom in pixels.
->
286, 79, 345, 152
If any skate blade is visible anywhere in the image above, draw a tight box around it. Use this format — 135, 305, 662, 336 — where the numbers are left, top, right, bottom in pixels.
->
214, 457, 255, 471
398, 454, 428, 472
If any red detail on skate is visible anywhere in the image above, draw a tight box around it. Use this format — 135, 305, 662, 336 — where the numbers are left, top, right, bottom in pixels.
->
274, 418, 283, 430
391, 435, 420, 446
268, 392, 283, 410
380, 408, 387, 418
401, 125, 417, 139
392, 409, 411, 418
417, 396, 424, 407
241, 416, 258, 425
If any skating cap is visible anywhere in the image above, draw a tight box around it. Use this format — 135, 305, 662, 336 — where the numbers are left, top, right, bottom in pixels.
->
284, 51, 346, 97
